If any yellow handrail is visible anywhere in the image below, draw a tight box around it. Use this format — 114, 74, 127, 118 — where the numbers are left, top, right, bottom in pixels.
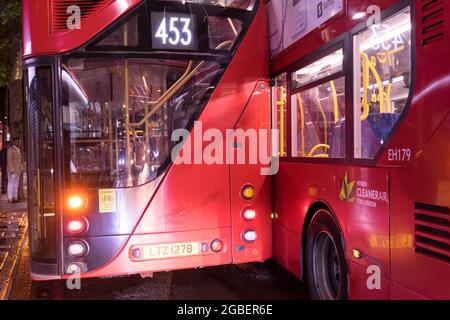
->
297, 94, 306, 157
312, 154, 330, 158
330, 80, 339, 124
143, 61, 193, 107
277, 87, 286, 157
361, 52, 370, 121
316, 98, 328, 146
308, 144, 330, 158
385, 83, 392, 113
361, 52, 386, 117
369, 60, 385, 113
128, 61, 195, 128
128, 41, 234, 129
387, 45, 405, 67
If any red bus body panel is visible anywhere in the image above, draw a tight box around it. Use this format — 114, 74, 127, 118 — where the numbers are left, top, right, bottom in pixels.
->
23, 0, 142, 57
230, 83, 273, 264
28, 1, 271, 280
390, 112, 450, 299
272, 0, 450, 300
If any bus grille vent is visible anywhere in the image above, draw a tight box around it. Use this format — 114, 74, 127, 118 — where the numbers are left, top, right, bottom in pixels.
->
52, 0, 113, 32
414, 202, 450, 263
420, 0, 446, 47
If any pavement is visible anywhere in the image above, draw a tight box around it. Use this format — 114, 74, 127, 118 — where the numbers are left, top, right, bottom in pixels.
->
0, 194, 28, 300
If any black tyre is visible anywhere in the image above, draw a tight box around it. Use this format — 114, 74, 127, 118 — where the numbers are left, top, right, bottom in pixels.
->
306, 209, 348, 300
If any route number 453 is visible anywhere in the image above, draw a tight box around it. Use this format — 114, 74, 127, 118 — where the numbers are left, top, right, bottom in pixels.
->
155, 16, 193, 46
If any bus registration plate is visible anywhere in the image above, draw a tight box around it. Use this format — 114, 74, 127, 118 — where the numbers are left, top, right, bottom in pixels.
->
142, 242, 199, 260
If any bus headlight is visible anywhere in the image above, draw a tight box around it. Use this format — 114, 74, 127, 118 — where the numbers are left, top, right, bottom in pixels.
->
243, 230, 257, 243
68, 241, 89, 258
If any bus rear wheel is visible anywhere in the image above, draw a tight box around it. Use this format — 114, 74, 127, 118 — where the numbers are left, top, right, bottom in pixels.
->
306, 210, 348, 300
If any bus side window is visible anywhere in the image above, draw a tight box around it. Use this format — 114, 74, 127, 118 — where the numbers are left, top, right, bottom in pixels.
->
272, 73, 287, 157
290, 49, 346, 159
353, 7, 412, 159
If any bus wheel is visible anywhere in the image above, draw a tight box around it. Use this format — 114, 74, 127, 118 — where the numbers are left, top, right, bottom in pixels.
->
306, 210, 348, 300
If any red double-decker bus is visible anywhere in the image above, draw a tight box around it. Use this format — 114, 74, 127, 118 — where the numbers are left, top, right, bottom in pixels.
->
23, 0, 272, 280
270, 0, 449, 299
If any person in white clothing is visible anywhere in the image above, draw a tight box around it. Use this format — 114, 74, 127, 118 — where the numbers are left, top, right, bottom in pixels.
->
7, 138, 23, 203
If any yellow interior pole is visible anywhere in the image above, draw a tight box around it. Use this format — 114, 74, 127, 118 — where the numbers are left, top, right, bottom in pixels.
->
316, 98, 328, 147
386, 83, 392, 113
361, 51, 386, 117
361, 52, 370, 121
297, 94, 305, 157
277, 87, 286, 157
330, 80, 339, 124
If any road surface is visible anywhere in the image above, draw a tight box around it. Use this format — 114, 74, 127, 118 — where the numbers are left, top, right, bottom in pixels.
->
9, 240, 309, 300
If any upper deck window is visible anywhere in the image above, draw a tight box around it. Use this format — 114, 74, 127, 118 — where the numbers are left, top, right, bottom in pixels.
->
89, 0, 254, 52
95, 15, 140, 47
59, 1, 259, 189
353, 7, 412, 159
207, 17, 243, 50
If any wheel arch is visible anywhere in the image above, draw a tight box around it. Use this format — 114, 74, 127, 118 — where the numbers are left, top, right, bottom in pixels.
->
300, 200, 345, 281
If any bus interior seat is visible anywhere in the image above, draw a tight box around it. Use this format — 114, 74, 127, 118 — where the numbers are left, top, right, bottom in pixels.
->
329, 113, 400, 159
361, 113, 400, 158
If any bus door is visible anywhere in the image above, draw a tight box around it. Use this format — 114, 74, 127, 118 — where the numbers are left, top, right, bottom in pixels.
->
25, 64, 59, 275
